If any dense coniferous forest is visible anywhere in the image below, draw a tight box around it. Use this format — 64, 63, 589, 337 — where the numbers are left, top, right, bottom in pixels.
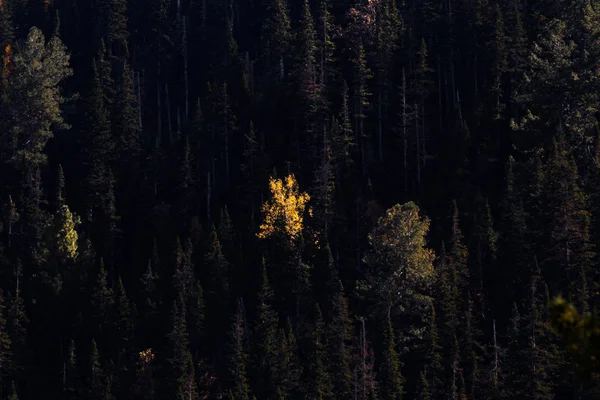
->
2, 0, 600, 398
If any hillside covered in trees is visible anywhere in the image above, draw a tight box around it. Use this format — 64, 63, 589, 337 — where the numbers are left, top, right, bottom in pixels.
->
0, 0, 600, 398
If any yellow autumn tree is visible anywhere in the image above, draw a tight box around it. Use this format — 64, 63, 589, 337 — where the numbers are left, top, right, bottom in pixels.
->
257, 174, 311, 241
52, 204, 80, 261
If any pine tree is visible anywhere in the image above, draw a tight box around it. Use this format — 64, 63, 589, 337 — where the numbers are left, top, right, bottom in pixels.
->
163, 297, 197, 400
80, 59, 114, 212
424, 302, 443, 398
3, 27, 72, 172
112, 60, 140, 187
317, 0, 337, 93
7, 275, 27, 379
488, 3, 507, 120
295, 0, 320, 118
88, 339, 110, 400
349, 38, 371, 175
9, 380, 18, 400
272, 318, 300, 398
97, 0, 128, 55
326, 279, 352, 399
228, 299, 250, 400
502, 303, 525, 399
462, 295, 481, 400
416, 371, 430, 400
253, 260, 279, 399
378, 308, 404, 400
112, 277, 133, 378
90, 260, 113, 341
305, 304, 333, 399
188, 280, 206, 358
363, 202, 435, 315
437, 243, 460, 365
0, 289, 11, 389
64, 338, 78, 398
262, 0, 292, 83
204, 226, 230, 325
373, 0, 400, 162
448, 200, 469, 289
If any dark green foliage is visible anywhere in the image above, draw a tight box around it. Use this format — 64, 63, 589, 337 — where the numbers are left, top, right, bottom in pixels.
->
163, 297, 197, 400
0, 1, 599, 399
2, 27, 72, 171
227, 299, 250, 400
252, 260, 278, 399
378, 309, 404, 400
305, 304, 333, 400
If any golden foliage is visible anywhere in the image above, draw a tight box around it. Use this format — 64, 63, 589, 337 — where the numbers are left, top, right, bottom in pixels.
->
55, 204, 80, 261
138, 348, 155, 365
257, 174, 311, 240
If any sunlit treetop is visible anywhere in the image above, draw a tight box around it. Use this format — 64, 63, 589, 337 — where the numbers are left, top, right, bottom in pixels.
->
257, 174, 312, 241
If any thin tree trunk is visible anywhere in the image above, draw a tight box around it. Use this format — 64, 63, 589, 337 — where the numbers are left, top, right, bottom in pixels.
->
137, 71, 142, 130
437, 55, 443, 130
165, 83, 173, 143
378, 89, 383, 163
156, 81, 161, 149
415, 104, 421, 187
183, 17, 189, 120
207, 172, 211, 222
402, 69, 408, 194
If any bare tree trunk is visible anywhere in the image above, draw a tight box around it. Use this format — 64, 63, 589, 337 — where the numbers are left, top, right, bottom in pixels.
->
415, 104, 421, 187
402, 69, 408, 194
361, 318, 366, 400
207, 172, 211, 222
165, 83, 173, 143
437, 55, 443, 130
457, 90, 464, 129
183, 17, 189, 120
137, 71, 142, 130
156, 81, 162, 149
378, 89, 383, 163
421, 103, 427, 167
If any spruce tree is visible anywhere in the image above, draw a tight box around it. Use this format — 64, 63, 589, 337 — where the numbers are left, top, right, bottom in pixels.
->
305, 304, 333, 400
253, 260, 279, 399
326, 279, 352, 399
0, 290, 11, 390
262, 0, 292, 83
378, 308, 404, 400
163, 297, 196, 400
227, 298, 250, 400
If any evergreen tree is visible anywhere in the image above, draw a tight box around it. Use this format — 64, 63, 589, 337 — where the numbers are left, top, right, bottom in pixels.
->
64, 338, 78, 398
253, 260, 279, 399
378, 308, 404, 400
262, 0, 292, 83
0, 290, 11, 390
227, 299, 250, 400
416, 371, 430, 400
2, 27, 72, 172
305, 304, 333, 399
163, 297, 197, 400
326, 279, 352, 399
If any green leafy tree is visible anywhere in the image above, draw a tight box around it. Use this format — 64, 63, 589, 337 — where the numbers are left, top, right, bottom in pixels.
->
363, 202, 435, 317
2, 26, 72, 171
